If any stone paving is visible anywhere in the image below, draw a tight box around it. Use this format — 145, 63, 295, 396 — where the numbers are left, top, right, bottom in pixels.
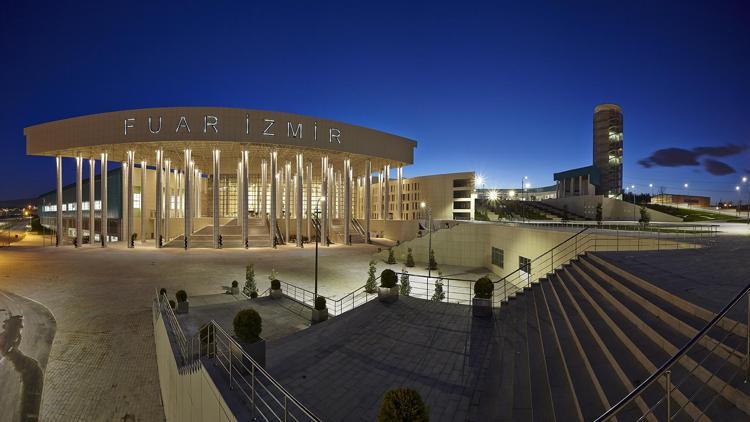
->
266, 296, 496, 421
0, 234, 485, 421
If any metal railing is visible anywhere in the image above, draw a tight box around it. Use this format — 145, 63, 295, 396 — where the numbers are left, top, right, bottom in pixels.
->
153, 290, 320, 421
596, 284, 750, 421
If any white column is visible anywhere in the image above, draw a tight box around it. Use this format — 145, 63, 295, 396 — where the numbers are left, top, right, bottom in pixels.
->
284, 161, 291, 243
270, 151, 278, 247
139, 160, 145, 242
241, 149, 249, 248
295, 154, 303, 247
155, 149, 163, 248
364, 160, 371, 243
344, 159, 351, 245
88, 157, 95, 244
384, 165, 391, 220
164, 160, 171, 242
75, 154, 83, 248
213, 148, 220, 248
100, 152, 108, 247
261, 159, 267, 219
55, 155, 63, 246
127, 151, 135, 248
397, 166, 403, 220
306, 162, 312, 242
321, 156, 328, 246
183, 149, 191, 249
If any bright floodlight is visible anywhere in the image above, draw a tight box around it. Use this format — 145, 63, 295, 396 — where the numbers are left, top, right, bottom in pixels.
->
743, 176, 748, 183
475, 175, 485, 186
736, 186, 741, 191
488, 190, 498, 201
684, 183, 689, 188
420, 201, 426, 208
649, 183, 653, 188
508, 190, 516, 198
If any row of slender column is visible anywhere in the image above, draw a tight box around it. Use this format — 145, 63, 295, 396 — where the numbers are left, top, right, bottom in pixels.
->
54, 150, 406, 249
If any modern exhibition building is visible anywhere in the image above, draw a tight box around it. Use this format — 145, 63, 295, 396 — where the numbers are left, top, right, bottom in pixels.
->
27, 107, 477, 248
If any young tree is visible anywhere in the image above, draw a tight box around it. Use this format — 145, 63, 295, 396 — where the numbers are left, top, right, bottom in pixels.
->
365, 260, 378, 293
386, 248, 396, 264
431, 276, 445, 302
400, 270, 411, 296
428, 249, 438, 270
243, 263, 257, 296
562, 204, 570, 222
405, 248, 415, 267
639, 206, 651, 227
268, 268, 279, 282
595, 203, 603, 227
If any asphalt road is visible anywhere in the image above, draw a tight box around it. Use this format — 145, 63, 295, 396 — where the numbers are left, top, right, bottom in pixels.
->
0, 219, 30, 247
0, 290, 56, 422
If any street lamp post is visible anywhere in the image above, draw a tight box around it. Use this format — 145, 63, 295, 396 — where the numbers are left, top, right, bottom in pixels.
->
420, 202, 432, 279
742, 176, 749, 223
684, 183, 689, 208
631, 184, 636, 221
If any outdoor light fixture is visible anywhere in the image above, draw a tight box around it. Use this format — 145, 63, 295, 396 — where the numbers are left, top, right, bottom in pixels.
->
743, 176, 748, 183
420, 201, 426, 208
488, 190, 498, 201
508, 190, 515, 198
475, 175, 485, 187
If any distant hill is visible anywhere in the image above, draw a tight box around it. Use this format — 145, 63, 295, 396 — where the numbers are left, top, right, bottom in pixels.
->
0, 198, 36, 208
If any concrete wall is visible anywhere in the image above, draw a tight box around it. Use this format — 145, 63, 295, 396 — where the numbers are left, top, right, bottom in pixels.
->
154, 311, 236, 422
370, 219, 421, 242
543, 195, 682, 222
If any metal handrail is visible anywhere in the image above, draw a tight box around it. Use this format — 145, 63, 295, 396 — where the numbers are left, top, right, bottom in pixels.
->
153, 289, 320, 421
595, 283, 750, 421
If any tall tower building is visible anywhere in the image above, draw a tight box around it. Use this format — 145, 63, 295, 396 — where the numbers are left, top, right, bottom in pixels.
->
593, 104, 623, 198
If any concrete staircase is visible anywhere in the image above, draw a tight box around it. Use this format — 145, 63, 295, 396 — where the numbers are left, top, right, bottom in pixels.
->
165, 218, 271, 248
478, 253, 749, 421
330, 218, 365, 244
530, 201, 586, 221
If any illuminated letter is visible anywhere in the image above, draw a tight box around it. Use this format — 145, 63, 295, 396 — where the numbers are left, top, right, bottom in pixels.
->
263, 119, 275, 136
329, 128, 341, 143
175, 116, 191, 133
245, 114, 250, 135
148, 116, 162, 134
204, 115, 219, 133
287, 122, 303, 139
124, 118, 135, 135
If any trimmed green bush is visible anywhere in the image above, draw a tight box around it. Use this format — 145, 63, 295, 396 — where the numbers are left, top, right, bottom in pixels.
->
380, 269, 397, 288
386, 248, 396, 264
365, 260, 378, 293
168, 299, 176, 309
271, 279, 281, 290
250, 291, 258, 299
474, 277, 494, 299
405, 248, 415, 267
244, 264, 257, 296
377, 388, 428, 422
428, 249, 438, 270
400, 271, 411, 296
159, 288, 167, 297
176, 290, 187, 302
231, 280, 239, 288
431, 279, 445, 302
233, 308, 262, 342
314, 296, 327, 310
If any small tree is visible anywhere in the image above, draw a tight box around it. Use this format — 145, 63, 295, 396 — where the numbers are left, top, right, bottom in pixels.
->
244, 264, 257, 296
386, 248, 396, 264
400, 270, 411, 296
595, 203, 603, 227
639, 206, 651, 227
365, 260, 378, 293
562, 204, 570, 222
233, 308, 262, 343
428, 249, 438, 271
405, 248, 415, 267
377, 388, 428, 422
268, 268, 279, 282
431, 276, 445, 302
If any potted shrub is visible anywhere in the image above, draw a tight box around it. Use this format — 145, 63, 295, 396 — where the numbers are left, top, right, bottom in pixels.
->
311, 296, 328, 323
243, 264, 257, 297
270, 279, 283, 299
473, 276, 494, 317
377, 388, 428, 422
378, 269, 399, 303
230, 280, 240, 295
405, 248, 415, 267
175, 290, 189, 314
232, 308, 266, 367
365, 260, 378, 293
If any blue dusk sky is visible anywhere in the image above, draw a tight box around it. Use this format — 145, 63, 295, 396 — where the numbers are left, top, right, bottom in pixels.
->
1, 1, 748, 202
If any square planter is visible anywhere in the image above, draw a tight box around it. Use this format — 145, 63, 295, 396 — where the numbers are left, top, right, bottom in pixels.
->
270, 288, 283, 299
231, 337, 266, 369
175, 300, 189, 314
311, 308, 329, 323
378, 285, 399, 303
472, 297, 492, 318
230, 286, 240, 295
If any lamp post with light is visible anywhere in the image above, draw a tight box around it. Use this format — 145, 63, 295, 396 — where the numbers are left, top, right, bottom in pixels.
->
314, 197, 325, 299
742, 176, 749, 223
684, 183, 689, 208
630, 184, 636, 221
420, 201, 433, 279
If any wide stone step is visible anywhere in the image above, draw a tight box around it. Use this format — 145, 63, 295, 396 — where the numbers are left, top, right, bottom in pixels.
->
524, 287, 555, 421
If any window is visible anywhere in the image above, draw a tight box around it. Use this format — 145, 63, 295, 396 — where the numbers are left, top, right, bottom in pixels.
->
453, 179, 471, 188
453, 190, 471, 199
94, 200, 102, 210
82, 201, 90, 211
454, 201, 471, 209
492, 247, 504, 268
134, 187, 142, 209
519, 256, 531, 273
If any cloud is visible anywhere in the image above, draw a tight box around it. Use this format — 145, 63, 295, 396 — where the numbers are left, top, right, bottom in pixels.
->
638, 143, 747, 171
703, 159, 736, 176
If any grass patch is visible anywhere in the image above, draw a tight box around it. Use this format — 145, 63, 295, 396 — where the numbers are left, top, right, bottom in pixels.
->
646, 204, 745, 222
